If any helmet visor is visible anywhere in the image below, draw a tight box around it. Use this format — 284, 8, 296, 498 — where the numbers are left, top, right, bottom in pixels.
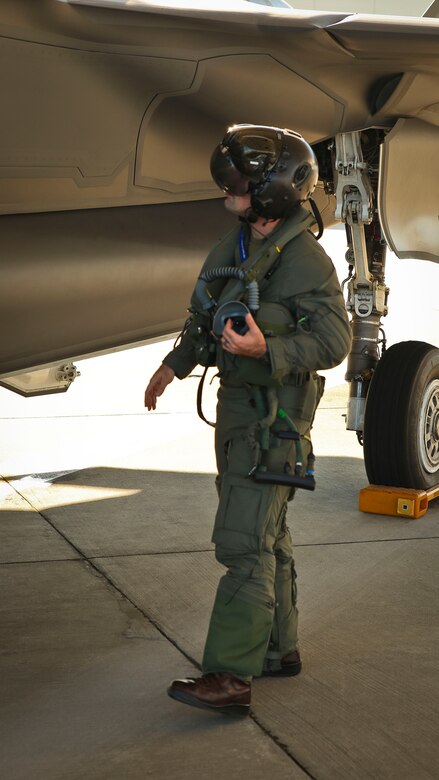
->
210, 145, 250, 196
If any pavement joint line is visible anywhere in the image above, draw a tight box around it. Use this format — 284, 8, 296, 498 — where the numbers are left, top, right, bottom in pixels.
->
89, 555, 204, 671
249, 711, 317, 780
0, 557, 81, 566
295, 535, 439, 546
87, 534, 439, 561
90, 549, 215, 560
6, 535, 434, 569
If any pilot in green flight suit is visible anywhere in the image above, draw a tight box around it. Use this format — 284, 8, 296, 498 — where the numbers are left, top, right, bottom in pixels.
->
144, 125, 352, 715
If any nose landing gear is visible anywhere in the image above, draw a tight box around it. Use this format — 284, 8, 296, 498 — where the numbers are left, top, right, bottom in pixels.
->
333, 131, 439, 490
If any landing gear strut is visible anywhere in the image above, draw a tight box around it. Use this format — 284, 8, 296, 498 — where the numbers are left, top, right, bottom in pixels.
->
333, 130, 439, 490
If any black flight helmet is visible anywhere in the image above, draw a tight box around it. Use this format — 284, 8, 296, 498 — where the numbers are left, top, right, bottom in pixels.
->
210, 124, 319, 219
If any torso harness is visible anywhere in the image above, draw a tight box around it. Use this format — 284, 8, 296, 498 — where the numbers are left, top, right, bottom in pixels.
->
183, 211, 318, 491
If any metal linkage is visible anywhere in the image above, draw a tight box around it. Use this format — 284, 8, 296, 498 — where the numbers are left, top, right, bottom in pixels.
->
335, 131, 373, 225
0, 362, 80, 397
334, 132, 389, 434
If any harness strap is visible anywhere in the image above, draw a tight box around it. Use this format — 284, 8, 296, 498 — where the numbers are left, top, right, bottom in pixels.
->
218, 212, 316, 306
243, 212, 316, 284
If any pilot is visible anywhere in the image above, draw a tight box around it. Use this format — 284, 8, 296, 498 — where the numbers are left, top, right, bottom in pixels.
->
144, 125, 351, 715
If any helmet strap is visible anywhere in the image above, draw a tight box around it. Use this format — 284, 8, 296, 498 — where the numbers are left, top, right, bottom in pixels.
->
308, 197, 324, 240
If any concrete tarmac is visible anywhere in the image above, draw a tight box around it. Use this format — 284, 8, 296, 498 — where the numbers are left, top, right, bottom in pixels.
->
1, 362, 439, 780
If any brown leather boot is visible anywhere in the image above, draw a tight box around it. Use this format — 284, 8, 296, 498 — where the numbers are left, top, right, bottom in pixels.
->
261, 650, 302, 677
167, 672, 251, 715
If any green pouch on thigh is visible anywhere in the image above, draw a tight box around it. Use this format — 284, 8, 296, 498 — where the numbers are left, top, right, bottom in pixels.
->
212, 474, 273, 554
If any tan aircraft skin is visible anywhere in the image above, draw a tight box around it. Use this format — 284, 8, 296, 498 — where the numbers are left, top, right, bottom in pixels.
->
0, 0, 438, 378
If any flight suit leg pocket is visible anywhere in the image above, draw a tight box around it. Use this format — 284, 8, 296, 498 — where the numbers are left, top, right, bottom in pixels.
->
212, 474, 272, 554
279, 381, 317, 425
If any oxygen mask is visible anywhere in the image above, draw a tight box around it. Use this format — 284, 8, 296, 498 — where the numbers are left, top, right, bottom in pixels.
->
212, 301, 250, 337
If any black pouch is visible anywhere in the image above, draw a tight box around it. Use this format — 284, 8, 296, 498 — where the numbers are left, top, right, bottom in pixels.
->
187, 309, 217, 367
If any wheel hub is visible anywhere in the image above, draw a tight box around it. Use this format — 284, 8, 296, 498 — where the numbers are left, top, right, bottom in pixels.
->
420, 379, 439, 473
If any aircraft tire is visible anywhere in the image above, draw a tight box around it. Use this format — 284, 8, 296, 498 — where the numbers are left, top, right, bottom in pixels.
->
363, 340, 439, 490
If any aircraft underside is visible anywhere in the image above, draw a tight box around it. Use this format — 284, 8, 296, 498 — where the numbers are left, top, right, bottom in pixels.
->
0, 0, 438, 489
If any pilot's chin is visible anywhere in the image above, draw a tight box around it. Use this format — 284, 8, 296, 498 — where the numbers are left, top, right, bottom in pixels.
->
224, 194, 249, 217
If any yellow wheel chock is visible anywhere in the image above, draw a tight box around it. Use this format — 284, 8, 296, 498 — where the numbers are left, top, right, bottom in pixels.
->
359, 484, 439, 519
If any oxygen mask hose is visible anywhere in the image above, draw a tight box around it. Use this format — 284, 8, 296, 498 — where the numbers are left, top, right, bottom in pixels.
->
195, 267, 246, 311
246, 280, 259, 312
195, 267, 260, 336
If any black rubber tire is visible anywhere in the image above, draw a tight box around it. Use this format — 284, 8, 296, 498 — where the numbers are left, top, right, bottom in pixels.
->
363, 340, 439, 489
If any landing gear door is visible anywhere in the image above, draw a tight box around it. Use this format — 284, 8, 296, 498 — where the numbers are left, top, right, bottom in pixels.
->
378, 118, 439, 263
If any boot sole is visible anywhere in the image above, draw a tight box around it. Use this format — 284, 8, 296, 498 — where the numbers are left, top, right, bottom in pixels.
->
261, 663, 302, 678
167, 686, 250, 716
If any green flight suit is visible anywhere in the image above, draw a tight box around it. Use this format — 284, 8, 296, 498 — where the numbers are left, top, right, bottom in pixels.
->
163, 206, 352, 679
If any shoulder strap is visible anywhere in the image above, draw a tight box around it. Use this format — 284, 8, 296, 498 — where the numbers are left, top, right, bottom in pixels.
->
218, 212, 316, 305
244, 212, 316, 284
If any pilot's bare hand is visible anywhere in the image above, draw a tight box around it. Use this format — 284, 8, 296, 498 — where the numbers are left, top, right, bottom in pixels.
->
144, 364, 175, 410
221, 313, 267, 359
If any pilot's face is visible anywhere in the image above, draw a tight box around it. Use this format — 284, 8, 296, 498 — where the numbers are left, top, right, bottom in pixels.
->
224, 192, 252, 217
